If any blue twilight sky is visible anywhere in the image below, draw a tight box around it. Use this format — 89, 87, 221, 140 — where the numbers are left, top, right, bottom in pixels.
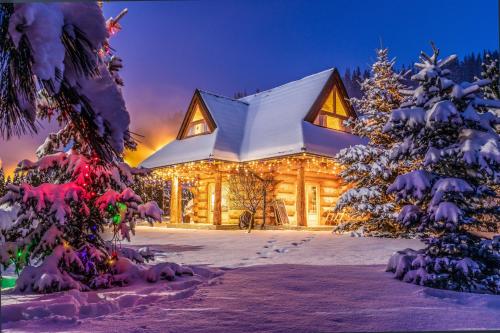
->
0, 0, 498, 172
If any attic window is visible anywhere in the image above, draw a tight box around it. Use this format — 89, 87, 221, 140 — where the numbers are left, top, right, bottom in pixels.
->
312, 86, 349, 131
179, 97, 216, 139
186, 104, 209, 136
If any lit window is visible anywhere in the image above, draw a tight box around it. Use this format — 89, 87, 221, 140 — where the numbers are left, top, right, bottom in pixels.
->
185, 102, 210, 137
312, 86, 349, 131
187, 121, 208, 136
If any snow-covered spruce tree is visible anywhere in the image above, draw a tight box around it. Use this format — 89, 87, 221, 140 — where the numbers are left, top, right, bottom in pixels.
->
384, 44, 500, 294
477, 53, 500, 226
0, 151, 163, 292
480, 53, 499, 100
0, 4, 194, 293
0, 3, 134, 161
334, 48, 407, 236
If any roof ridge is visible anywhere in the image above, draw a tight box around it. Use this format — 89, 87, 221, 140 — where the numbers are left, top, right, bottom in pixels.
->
238, 67, 336, 101
198, 89, 249, 105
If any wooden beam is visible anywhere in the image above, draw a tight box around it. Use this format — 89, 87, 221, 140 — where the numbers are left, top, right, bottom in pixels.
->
170, 175, 181, 223
213, 172, 222, 225
296, 161, 306, 226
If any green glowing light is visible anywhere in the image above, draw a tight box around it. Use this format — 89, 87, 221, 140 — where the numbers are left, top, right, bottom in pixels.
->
112, 214, 121, 224
117, 202, 127, 212
1, 276, 17, 289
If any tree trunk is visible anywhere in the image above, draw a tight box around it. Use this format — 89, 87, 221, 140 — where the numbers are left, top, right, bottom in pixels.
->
213, 172, 222, 225
261, 189, 267, 230
247, 212, 255, 233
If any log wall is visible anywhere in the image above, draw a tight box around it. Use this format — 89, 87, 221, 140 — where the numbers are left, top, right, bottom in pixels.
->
184, 162, 348, 226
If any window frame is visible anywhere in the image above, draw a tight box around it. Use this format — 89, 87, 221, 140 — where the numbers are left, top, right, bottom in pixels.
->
177, 90, 217, 140
304, 69, 356, 132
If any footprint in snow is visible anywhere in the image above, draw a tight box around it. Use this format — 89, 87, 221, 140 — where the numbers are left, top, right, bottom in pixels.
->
256, 250, 272, 258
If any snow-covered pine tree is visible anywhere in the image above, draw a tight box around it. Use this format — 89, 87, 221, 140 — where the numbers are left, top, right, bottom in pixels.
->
477, 53, 500, 228
0, 151, 163, 292
480, 53, 499, 100
335, 48, 407, 237
384, 43, 500, 294
0, 3, 134, 162
0, 3, 182, 293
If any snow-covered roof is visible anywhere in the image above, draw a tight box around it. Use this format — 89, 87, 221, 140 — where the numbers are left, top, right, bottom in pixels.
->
140, 68, 366, 168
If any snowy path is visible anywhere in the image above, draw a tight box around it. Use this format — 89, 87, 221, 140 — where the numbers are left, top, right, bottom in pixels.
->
123, 227, 424, 268
3, 227, 500, 332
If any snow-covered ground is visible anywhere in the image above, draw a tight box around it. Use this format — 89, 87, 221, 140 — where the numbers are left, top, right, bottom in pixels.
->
2, 227, 500, 332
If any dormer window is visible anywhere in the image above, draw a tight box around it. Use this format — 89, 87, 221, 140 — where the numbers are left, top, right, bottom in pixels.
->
312, 86, 349, 131
177, 92, 216, 140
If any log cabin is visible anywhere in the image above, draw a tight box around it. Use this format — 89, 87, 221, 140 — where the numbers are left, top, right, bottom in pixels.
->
140, 68, 365, 228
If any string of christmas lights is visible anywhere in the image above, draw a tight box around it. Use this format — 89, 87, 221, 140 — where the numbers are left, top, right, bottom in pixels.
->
146, 153, 342, 187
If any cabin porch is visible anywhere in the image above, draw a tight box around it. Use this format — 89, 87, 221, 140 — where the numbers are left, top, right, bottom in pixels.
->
150, 154, 349, 229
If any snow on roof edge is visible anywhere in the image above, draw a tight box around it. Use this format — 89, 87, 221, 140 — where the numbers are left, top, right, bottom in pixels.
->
198, 89, 249, 106
239, 67, 336, 102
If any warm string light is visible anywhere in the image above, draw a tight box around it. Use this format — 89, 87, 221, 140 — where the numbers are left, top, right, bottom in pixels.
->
148, 154, 341, 185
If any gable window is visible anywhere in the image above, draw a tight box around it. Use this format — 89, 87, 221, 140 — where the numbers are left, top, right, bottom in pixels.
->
186, 103, 209, 136
312, 86, 349, 131
178, 94, 216, 140
187, 120, 208, 136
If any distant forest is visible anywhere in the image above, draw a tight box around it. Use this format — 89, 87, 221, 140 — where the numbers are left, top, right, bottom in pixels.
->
343, 49, 499, 99
234, 50, 499, 100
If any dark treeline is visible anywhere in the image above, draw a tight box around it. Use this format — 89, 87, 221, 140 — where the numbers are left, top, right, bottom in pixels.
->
235, 50, 498, 100
343, 49, 499, 98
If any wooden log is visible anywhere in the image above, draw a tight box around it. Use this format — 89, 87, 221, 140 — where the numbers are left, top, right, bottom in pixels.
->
286, 208, 296, 216
229, 210, 244, 219
275, 197, 295, 206
197, 201, 208, 210
213, 172, 222, 225
296, 161, 306, 227
170, 175, 181, 223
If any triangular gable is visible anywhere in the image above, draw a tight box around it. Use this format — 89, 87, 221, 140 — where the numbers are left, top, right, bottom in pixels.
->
304, 69, 356, 131
177, 90, 217, 140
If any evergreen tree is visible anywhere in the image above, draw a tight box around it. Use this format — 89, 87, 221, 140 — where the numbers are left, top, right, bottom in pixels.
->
343, 68, 352, 96
385, 44, 500, 294
0, 3, 135, 162
335, 48, 407, 236
349, 66, 363, 98
480, 53, 500, 100
0, 166, 5, 198
11, 170, 22, 185
0, 4, 176, 293
1, 152, 162, 292
403, 49, 499, 86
